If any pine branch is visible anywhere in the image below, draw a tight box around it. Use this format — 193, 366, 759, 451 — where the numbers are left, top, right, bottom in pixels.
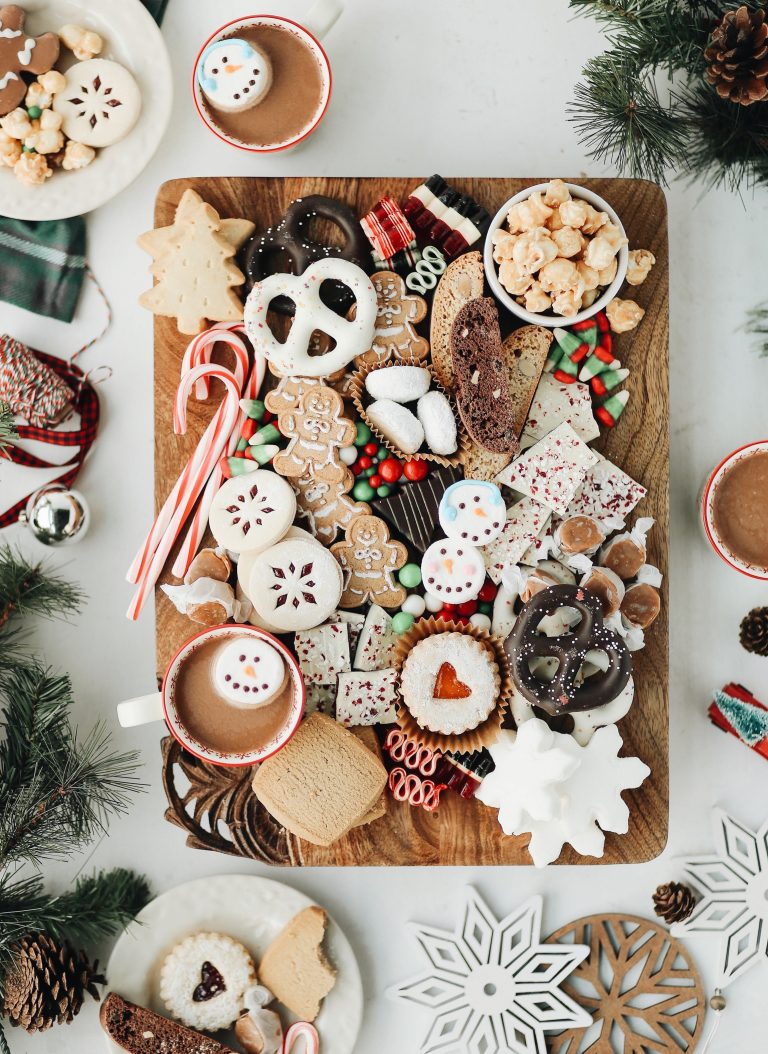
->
568, 55, 688, 184
0, 407, 14, 456
745, 301, 768, 356
0, 1021, 9, 1054
0, 545, 84, 657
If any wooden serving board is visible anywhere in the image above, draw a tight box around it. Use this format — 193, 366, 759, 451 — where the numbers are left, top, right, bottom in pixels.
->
152, 176, 669, 866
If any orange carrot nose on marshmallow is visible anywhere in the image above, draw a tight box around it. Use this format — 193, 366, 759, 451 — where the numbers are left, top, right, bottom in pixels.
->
445, 559, 454, 574
473, 507, 487, 517
244, 665, 255, 677
225, 64, 243, 74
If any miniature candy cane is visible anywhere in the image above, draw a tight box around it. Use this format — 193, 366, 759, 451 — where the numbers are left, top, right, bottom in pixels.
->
405, 245, 447, 294
384, 729, 442, 776
126, 365, 241, 619
389, 768, 445, 812
182, 323, 251, 399
283, 1021, 320, 1054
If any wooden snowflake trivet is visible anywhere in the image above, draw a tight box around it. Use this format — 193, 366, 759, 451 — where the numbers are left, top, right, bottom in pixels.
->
545, 913, 705, 1053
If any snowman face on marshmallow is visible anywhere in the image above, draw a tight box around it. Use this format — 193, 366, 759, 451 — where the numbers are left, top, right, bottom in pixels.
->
214, 637, 288, 708
421, 540, 486, 604
197, 38, 272, 114
438, 480, 506, 546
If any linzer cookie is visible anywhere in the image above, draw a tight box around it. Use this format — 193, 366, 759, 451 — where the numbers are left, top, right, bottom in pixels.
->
372, 465, 462, 554
451, 297, 520, 455
331, 515, 407, 609
160, 933, 256, 1032
430, 250, 484, 389
496, 421, 599, 516
521, 373, 600, 449
336, 668, 398, 726
355, 271, 429, 367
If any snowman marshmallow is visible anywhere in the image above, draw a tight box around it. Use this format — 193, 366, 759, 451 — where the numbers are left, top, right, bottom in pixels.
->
438, 480, 506, 546
214, 637, 288, 708
197, 38, 272, 114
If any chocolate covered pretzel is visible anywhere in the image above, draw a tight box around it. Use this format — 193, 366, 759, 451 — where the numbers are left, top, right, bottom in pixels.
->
504, 584, 632, 716
244, 194, 372, 314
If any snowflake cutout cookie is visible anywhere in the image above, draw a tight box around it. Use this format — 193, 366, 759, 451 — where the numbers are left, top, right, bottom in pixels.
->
247, 537, 342, 632
209, 471, 295, 554
671, 807, 768, 987
390, 887, 591, 1054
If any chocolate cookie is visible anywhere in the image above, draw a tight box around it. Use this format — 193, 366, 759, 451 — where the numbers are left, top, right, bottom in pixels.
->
0, 5, 60, 116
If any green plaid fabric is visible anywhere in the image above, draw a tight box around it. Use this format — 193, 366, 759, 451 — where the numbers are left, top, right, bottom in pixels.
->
0, 0, 169, 323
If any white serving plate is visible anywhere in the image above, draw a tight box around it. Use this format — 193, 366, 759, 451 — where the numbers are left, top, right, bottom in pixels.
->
105, 874, 363, 1054
0, 0, 172, 219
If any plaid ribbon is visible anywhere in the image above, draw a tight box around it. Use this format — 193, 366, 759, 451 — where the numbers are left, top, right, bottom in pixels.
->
0, 350, 100, 527
0, 0, 169, 323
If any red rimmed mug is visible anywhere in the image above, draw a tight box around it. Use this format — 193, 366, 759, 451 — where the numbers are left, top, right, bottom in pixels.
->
192, 1, 342, 153
701, 439, 768, 581
117, 625, 305, 767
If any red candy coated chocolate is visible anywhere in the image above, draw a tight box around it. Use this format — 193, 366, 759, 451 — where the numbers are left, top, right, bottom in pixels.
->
404, 459, 428, 481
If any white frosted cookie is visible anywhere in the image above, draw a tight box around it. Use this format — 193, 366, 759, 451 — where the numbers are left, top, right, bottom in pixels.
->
439, 480, 506, 545
365, 366, 431, 403
417, 390, 457, 456
214, 637, 288, 707
247, 537, 342, 632
421, 539, 486, 604
53, 59, 142, 147
366, 399, 424, 455
400, 632, 500, 735
210, 471, 296, 554
159, 932, 256, 1031
196, 37, 272, 113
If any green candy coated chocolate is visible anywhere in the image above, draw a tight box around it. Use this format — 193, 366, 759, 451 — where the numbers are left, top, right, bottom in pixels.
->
377, 445, 389, 458
478, 601, 493, 616
392, 611, 415, 634
353, 480, 376, 501
398, 563, 422, 589
376, 484, 392, 498
354, 422, 372, 446
363, 467, 376, 478
27, 106, 42, 119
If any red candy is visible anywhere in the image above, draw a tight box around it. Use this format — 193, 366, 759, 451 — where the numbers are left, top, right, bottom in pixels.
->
357, 455, 372, 470
378, 457, 403, 483
478, 580, 498, 602
369, 474, 382, 489
458, 600, 477, 616
441, 603, 457, 613
364, 441, 378, 456
404, 458, 428, 481
350, 462, 363, 476
241, 418, 257, 440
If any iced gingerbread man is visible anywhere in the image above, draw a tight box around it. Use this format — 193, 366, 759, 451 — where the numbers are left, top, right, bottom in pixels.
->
292, 474, 371, 545
331, 514, 407, 609
274, 386, 356, 485
355, 271, 429, 367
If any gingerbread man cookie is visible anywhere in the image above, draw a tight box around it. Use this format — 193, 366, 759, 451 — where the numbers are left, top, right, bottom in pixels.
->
273, 386, 356, 485
264, 362, 349, 416
355, 271, 429, 368
331, 515, 407, 609
292, 474, 371, 545
0, 5, 60, 116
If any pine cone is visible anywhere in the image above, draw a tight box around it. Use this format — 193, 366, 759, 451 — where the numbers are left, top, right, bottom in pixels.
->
653, 882, 697, 925
740, 606, 768, 656
2, 933, 104, 1033
704, 5, 768, 106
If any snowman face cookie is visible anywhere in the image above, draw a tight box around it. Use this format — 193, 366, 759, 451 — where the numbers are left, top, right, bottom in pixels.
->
197, 38, 272, 114
214, 637, 288, 708
438, 480, 506, 546
421, 539, 486, 604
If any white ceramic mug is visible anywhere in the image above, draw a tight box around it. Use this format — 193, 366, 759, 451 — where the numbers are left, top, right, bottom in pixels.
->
192, 1, 342, 153
701, 440, 768, 581
118, 624, 305, 767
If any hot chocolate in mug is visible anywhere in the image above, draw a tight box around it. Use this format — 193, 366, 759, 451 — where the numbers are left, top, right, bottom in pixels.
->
117, 625, 305, 767
192, 1, 343, 152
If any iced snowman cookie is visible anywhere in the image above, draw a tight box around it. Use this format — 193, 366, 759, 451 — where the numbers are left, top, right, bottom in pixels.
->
421, 539, 486, 603
196, 37, 272, 113
438, 480, 506, 546
53, 59, 141, 147
214, 637, 288, 708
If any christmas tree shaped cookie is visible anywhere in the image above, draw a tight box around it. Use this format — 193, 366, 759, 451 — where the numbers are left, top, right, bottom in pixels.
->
139, 189, 255, 335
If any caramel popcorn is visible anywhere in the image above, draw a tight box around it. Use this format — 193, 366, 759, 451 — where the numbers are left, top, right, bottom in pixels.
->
545, 208, 564, 232
582, 287, 599, 308
491, 227, 517, 263
606, 298, 645, 334
506, 191, 553, 233
576, 260, 600, 292
543, 178, 570, 207
626, 249, 656, 286
552, 288, 584, 317
581, 203, 609, 236
59, 24, 103, 60
499, 260, 534, 296
0, 130, 21, 167
61, 140, 96, 171
14, 151, 52, 185
584, 231, 623, 271
538, 257, 581, 294
38, 70, 66, 95
511, 228, 558, 275
1, 108, 32, 140
551, 226, 585, 259
523, 281, 552, 313
597, 258, 618, 286
25, 125, 65, 155
559, 198, 590, 229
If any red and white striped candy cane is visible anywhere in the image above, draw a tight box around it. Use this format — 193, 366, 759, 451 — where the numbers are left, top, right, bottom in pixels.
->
126, 364, 241, 620
283, 1022, 320, 1054
182, 323, 250, 400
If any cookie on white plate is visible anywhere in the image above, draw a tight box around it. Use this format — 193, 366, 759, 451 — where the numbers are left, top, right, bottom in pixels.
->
159, 932, 256, 1032
53, 59, 142, 147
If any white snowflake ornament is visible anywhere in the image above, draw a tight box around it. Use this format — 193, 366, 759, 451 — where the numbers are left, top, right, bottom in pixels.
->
476, 720, 579, 832
390, 887, 591, 1054
671, 807, 768, 987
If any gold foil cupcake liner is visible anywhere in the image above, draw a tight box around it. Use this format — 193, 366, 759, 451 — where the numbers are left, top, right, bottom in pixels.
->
393, 616, 511, 754
349, 359, 469, 468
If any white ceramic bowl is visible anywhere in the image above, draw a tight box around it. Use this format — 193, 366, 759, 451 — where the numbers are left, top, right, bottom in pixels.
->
701, 440, 768, 580
483, 181, 629, 328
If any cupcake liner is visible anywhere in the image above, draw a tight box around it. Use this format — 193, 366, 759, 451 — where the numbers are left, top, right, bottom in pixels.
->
393, 617, 511, 754
350, 359, 469, 468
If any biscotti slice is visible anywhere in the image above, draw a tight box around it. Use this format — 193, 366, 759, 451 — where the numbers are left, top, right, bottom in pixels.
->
100, 993, 237, 1054
451, 297, 520, 455
430, 251, 484, 389
252, 713, 388, 846
259, 906, 336, 1022
503, 325, 553, 435
462, 442, 514, 483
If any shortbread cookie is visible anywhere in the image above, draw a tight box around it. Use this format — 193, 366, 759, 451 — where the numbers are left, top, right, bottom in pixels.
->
209, 471, 296, 554
159, 932, 256, 1032
252, 713, 388, 846
430, 251, 484, 389
100, 993, 238, 1054
400, 632, 500, 735
246, 537, 343, 632
258, 907, 337, 1022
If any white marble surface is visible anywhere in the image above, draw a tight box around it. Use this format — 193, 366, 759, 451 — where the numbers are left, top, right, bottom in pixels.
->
3, 1, 768, 1051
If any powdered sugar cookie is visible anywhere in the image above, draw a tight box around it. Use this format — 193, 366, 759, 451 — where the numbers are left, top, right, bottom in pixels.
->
400, 632, 500, 735
247, 537, 343, 632
209, 471, 296, 554
365, 399, 424, 456
438, 480, 506, 546
416, 390, 458, 456
421, 539, 486, 604
214, 637, 288, 708
365, 365, 431, 402
159, 932, 256, 1031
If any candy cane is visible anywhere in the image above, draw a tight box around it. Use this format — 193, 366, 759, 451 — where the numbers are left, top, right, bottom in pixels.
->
283, 1022, 320, 1054
126, 365, 241, 620
126, 333, 249, 584
388, 768, 446, 812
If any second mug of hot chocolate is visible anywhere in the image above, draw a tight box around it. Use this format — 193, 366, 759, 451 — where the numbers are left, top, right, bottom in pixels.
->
702, 439, 768, 580
117, 625, 305, 766
192, 1, 342, 153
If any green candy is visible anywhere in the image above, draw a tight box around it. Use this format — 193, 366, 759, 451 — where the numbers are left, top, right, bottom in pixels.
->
250, 423, 280, 446
392, 611, 415, 634
27, 106, 42, 119
249, 444, 279, 465
240, 398, 265, 421
353, 480, 376, 501
236, 437, 248, 452
377, 445, 389, 458
478, 601, 493, 616
376, 484, 392, 498
363, 466, 376, 478
354, 422, 372, 446
398, 563, 422, 589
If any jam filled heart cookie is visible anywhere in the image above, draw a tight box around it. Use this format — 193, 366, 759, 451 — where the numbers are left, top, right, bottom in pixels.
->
399, 632, 501, 735
159, 932, 256, 1032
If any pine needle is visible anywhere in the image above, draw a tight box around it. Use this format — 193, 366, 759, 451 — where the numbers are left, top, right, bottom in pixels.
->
745, 301, 768, 357
0, 546, 84, 659
0, 406, 14, 455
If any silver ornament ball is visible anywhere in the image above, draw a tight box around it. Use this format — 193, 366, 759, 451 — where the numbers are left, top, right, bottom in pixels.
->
20, 485, 90, 546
